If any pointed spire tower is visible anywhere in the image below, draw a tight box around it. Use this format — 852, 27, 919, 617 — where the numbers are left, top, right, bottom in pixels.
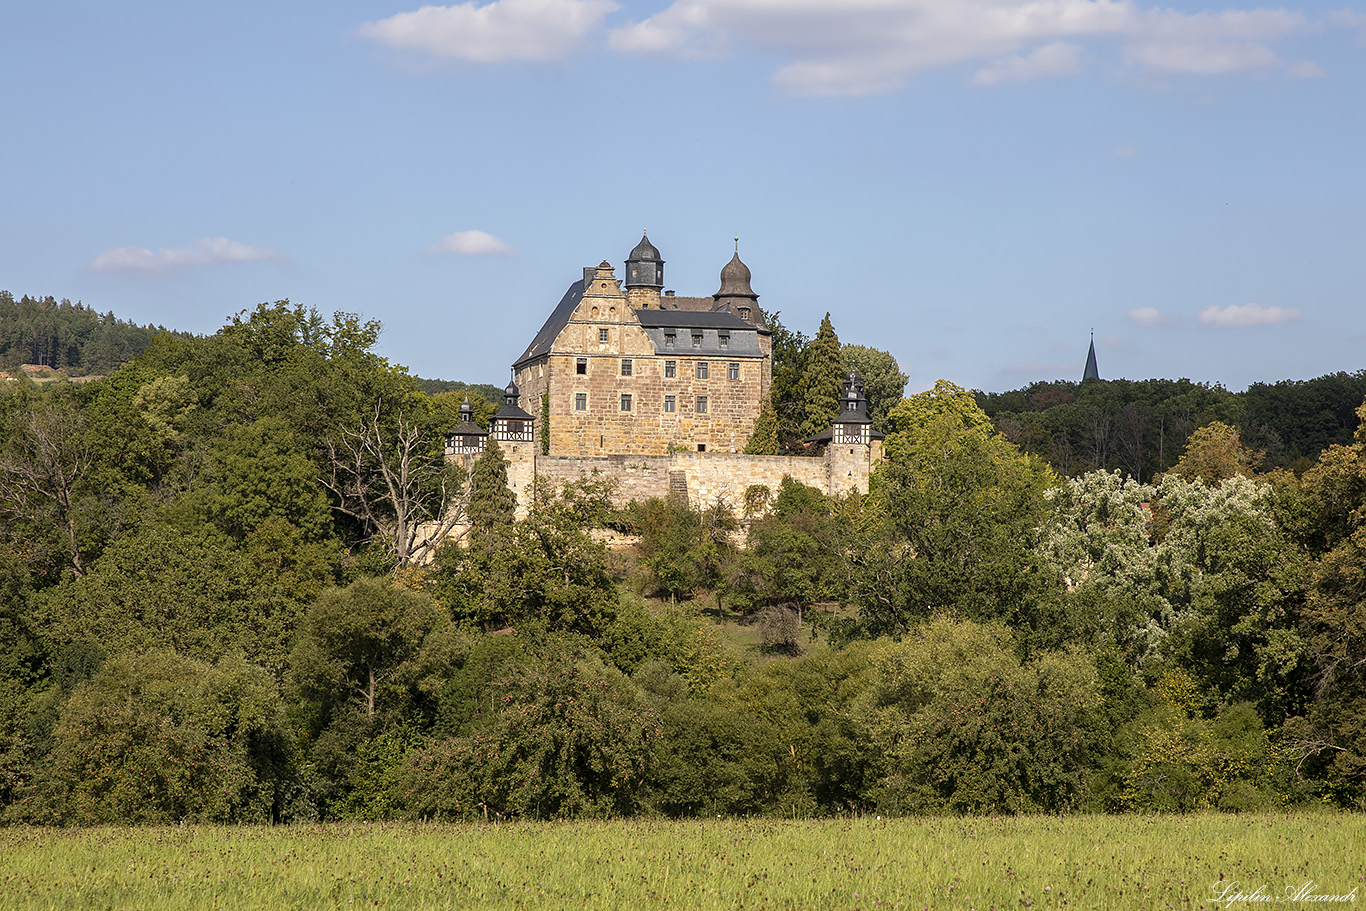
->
1082, 331, 1100, 382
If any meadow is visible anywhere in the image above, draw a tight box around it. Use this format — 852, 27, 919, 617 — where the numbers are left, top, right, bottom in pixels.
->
1, 813, 1362, 910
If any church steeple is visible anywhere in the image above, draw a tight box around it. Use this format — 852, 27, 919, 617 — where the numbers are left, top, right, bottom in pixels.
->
1082, 331, 1100, 382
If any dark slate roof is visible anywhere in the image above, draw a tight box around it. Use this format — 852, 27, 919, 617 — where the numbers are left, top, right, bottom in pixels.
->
448, 418, 487, 438
1082, 338, 1100, 381
635, 309, 753, 330
514, 279, 584, 368
628, 233, 662, 263
639, 326, 764, 358
495, 403, 535, 422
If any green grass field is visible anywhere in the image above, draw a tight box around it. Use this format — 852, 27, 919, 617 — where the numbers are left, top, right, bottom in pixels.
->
2, 813, 1362, 910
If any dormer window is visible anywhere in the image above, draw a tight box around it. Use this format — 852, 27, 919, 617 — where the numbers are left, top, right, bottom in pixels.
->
664, 332, 675, 348
718, 333, 729, 349
738, 307, 751, 320
691, 332, 702, 348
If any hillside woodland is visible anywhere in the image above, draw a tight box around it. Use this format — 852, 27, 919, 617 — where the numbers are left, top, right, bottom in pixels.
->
0, 291, 192, 376
1, 300, 1365, 824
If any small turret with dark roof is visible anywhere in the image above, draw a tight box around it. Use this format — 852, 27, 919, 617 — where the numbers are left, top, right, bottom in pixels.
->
492, 375, 535, 443
804, 370, 885, 445
624, 231, 664, 291
445, 394, 489, 456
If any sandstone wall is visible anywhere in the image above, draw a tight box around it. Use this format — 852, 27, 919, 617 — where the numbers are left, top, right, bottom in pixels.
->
535, 451, 838, 509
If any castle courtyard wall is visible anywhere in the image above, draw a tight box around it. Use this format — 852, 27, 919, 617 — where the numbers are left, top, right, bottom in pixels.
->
534, 451, 835, 509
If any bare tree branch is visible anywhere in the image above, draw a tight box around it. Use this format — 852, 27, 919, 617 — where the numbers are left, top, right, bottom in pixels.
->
0, 400, 94, 576
322, 405, 470, 567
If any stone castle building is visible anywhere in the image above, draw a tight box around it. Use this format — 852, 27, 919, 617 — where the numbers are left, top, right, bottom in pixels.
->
511, 233, 771, 457
447, 234, 883, 515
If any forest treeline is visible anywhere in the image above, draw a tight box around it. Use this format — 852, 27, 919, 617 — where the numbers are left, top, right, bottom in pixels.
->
978, 372, 1366, 480
0, 291, 192, 376
1, 299, 1365, 824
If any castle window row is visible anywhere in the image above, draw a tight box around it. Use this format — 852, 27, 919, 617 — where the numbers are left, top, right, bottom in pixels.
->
569, 394, 713, 414
570, 359, 742, 379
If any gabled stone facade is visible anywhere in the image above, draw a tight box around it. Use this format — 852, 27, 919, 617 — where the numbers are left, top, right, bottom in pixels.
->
511, 235, 771, 457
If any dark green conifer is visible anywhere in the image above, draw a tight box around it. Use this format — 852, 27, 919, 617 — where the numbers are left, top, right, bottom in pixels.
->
743, 399, 780, 455
797, 312, 842, 439
467, 438, 516, 534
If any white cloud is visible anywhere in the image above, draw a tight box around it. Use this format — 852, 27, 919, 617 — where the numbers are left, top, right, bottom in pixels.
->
432, 230, 515, 256
602, 0, 1312, 96
358, 0, 619, 63
1330, 10, 1366, 44
90, 237, 280, 273
1121, 8, 1303, 74
972, 42, 1083, 86
1199, 303, 1301, 327
1127, 306, 1166, 326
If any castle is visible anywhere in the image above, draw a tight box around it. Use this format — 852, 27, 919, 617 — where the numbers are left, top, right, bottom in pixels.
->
447, 234, 883, 515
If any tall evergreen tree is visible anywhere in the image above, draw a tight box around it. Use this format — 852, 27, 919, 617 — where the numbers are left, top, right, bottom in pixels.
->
797, 313, 842, 440
467, 439, 516, 535
760, 308, 809, 447
743, 400, 780, 455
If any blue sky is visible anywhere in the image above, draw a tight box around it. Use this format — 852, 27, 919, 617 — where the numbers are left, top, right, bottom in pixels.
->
2, 0, 1362, 393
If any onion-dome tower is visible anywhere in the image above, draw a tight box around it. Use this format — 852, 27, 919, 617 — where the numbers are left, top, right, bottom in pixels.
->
713, 240, 762, 327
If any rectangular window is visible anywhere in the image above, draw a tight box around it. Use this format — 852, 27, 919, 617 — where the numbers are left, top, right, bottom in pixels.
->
574, 393, 586, 411
664, 395, 675, 413
719, 333, 729, 349
621, 358, 632, 376
664, 360, 676, 378
620, 394, 632, 412
696, 396, 708, 414
696, 361, 708, 380
691, 332, 702, 348
738, 307, 751, 320
599, 328, 609, 343
664, 332, 676, 348
728, 362, 739, 380
576, 357, 587, 375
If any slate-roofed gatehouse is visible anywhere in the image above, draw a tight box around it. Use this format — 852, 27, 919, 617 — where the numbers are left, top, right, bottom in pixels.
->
447, 233, 883, 517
